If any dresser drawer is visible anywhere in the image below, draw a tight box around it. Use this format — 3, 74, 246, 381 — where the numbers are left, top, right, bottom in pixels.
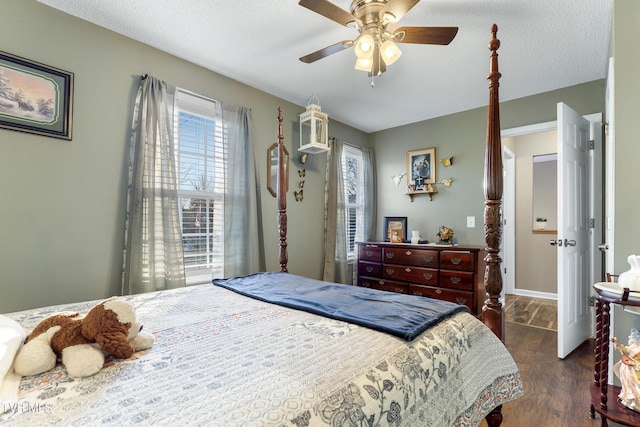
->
358, 245, 382, 262
439, 270, 474, 291
358, 261, 382, 278
440, 251, 475, 271
382, 247, 439, 268
409, 285, 473, 311
382, 264, 438, 285
360, 277, 408, 294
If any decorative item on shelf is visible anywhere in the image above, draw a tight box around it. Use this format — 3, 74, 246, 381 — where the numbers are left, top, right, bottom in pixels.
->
425, 183, 437, 201
612, 328, 640, 412
298, 96, 329, 154
619, 255, 640, 291
410, 230, 421, 245
535, 217, 547, 230
440, 157, 454, 167
437, 225, 454, 245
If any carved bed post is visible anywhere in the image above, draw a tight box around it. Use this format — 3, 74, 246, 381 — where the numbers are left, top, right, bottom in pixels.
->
482, 24, 504, 342
276, 107, 288, 272
483, 24, 505, 427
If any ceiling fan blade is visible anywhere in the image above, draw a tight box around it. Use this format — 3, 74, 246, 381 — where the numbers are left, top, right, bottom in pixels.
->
394, 26, 459, 45
298, 0, 356, 27
380, 0, 421, 22
299, 40, 354, 63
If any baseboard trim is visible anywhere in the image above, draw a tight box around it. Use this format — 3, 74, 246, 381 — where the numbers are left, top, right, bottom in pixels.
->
511, 289, 557, 301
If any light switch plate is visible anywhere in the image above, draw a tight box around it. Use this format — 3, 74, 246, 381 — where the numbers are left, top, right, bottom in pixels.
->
467, 216, 475, 228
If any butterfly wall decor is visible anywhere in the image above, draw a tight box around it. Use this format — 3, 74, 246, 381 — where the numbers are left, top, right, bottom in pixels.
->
298, 169, 306, 177
294, 190, 303, 202
440, 157, 454, 167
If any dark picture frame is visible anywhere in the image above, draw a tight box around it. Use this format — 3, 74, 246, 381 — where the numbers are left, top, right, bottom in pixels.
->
0, 50, 74, 140
406, 147, 436, 191
383, 216, 407, 243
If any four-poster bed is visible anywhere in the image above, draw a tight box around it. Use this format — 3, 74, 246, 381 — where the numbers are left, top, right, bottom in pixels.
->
1, 25, 520, 427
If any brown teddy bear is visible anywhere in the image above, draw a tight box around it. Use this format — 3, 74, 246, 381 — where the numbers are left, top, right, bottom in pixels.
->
14, 297, 154, 378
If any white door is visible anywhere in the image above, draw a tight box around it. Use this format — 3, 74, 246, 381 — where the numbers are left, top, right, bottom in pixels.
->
557, 102, 591, 359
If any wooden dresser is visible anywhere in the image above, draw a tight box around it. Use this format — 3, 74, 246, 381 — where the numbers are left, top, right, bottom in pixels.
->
356, 242, 487, 315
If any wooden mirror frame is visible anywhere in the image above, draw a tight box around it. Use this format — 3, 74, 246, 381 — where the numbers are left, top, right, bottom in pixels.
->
267, 142, 289, 197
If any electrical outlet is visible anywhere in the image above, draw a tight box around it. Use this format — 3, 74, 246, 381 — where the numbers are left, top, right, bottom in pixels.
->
467, 216, 475, 228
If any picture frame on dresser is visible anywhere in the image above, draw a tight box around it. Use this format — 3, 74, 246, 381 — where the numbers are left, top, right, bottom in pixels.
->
383, 216, 407, 243
0, 50, 74, 140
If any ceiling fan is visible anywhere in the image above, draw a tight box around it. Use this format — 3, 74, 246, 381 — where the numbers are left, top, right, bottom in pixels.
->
298, 0, 458, 76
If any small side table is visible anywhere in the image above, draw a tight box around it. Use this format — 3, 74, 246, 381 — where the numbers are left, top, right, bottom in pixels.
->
591, 285, 640, 426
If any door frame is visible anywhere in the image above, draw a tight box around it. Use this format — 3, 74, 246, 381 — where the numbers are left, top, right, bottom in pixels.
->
501, 114, 602, 305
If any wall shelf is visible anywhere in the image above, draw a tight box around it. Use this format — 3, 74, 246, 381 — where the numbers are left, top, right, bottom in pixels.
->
405, 190, 437, 202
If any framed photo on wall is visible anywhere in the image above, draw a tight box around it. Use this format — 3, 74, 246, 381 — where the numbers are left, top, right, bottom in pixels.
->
0, 50, 74, 140
406, 147, 436, 191
383, 216, 407, 243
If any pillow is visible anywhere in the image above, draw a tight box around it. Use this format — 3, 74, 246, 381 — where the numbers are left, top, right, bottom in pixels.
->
0, 315, 26, 412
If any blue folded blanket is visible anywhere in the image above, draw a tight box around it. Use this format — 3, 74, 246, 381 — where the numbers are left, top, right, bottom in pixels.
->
212, 272, 469, 341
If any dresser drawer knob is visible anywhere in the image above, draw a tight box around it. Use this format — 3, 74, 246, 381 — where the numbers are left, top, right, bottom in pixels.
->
395, 287, 404, 293
456, 297, 467, 305
423, 256, 434, 262
366, 250, 374, 257
386, 268, 395, 275
450, 257, 462, 265
405, 267, 412, 273
386, 253, 395, 259
435, 289, 442, 294
451, 277, 461, 284
423, 272, 433, 280
405, 251, 412, 256
366, 266, 374, 273
378, 280, 385, 285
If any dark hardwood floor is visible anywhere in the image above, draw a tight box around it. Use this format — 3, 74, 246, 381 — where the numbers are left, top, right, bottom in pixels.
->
480, 321, 604, 427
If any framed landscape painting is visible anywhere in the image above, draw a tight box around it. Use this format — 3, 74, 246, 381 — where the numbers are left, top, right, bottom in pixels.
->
0, 50, 73, 140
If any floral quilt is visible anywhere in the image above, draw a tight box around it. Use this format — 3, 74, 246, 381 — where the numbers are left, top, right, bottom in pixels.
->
1, 282, 523, 426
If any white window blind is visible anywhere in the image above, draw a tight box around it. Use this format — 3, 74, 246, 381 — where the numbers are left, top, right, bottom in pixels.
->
342, 144, 365, 260
174, 89, 226, 283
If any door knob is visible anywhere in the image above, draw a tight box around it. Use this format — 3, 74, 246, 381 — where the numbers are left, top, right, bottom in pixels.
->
598, 243, 609, 252
564, 239, 577, 247
550, 239, 560, 246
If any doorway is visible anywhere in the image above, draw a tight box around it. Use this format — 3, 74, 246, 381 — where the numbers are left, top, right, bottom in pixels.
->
502, 111, 603, 358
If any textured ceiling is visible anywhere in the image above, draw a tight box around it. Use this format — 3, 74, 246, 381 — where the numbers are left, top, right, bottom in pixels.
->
37, 0, 613, 133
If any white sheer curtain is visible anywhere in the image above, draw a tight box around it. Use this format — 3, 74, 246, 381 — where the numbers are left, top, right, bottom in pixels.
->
322, 138, 377, 284
122, 75, 186, 294
222, 105, 265, 277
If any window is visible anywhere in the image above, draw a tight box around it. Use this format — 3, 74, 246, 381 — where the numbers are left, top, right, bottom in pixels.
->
174, 89, 226, 283
342, 144, 365, 260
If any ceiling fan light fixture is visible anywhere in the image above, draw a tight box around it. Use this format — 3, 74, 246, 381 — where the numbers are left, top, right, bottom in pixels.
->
355, 57, 372, 71
381, 12, 396, 25
380, 39, 402, 65
354, 34, 375, 59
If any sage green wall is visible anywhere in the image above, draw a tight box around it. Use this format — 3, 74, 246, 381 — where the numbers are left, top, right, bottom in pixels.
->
0, 0, 369, 312
611, 0, 640, 347
371, 80, 605, 246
